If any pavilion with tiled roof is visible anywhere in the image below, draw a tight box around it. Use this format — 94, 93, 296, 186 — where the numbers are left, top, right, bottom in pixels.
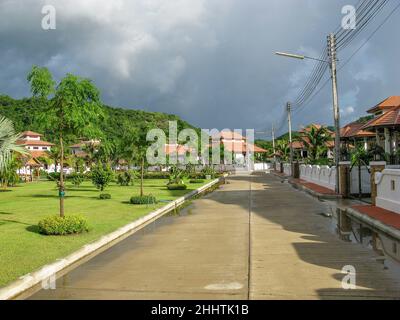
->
340, 121, 376, 151
360, 96, 400, 154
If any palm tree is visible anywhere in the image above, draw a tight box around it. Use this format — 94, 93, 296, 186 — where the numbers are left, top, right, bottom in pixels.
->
275, 139, 290, 162
0, 116, 27, 172
0, 155, 23, 189
300, 125, 333, 163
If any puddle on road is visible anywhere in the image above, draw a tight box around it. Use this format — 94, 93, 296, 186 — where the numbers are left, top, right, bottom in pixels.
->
318, 199, 400, 281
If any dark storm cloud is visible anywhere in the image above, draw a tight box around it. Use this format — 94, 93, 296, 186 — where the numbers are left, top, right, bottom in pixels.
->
0, 0, 399, 137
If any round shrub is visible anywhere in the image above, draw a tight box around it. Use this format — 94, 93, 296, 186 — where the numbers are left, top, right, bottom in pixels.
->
189, 179, 204, 184
99, 193, 111, 200
130, 195, 157, 205
38, 215, 89, 236
167, 183, 187, 190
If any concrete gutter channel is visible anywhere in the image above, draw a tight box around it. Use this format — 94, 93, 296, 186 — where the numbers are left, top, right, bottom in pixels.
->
270, 171, 400, 243
345, 207, 400, 242
0, 176, 226, 300
287, 179, 342, 200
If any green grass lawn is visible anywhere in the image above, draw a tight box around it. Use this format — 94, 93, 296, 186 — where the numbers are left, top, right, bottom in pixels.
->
0, 178, 210, 288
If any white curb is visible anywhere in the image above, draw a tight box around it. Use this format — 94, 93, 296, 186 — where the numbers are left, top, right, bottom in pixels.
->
0, 176, 225, 300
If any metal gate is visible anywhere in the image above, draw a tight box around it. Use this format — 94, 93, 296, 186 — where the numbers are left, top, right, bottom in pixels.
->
348, 165, 371, 198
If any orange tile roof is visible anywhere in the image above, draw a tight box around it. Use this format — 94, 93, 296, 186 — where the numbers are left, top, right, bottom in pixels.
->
17, 140, 55, 146
366, 96, 400, 114
340, 122, 375, 138
252, 144, 268, 153
20, 131, 43, 137
291, 137, 334, 149
164, 144, 192, 156
212, 131, 246, 140
291, 141, 305, 149
223, 141, 268, 153
361, 108, 400, 129
29, 151, 50, 159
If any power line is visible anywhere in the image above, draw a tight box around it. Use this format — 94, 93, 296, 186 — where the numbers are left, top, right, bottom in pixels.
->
336, 0, 390, 50
290, 0, 400, 123
339, 0, 400, 70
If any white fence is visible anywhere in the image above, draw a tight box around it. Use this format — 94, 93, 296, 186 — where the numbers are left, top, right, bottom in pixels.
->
283, 163, 291, 176
350, 166, 371, 195
254, 163, 272, 171
375, 169, 400, 214
300, 164, 336, 191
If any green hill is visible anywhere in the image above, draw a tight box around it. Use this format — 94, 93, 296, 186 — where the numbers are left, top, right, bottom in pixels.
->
0, 94, 196, 145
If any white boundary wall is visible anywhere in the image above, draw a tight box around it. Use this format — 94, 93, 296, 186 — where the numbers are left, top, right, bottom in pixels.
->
283, 163, 292, 176
300, 164, 336, 191
254, 163, 272, 171
375, 169, 400, 214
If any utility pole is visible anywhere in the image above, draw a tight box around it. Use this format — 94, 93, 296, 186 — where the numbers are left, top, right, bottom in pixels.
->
328, 33, 341, 194
287, 102, 293, 169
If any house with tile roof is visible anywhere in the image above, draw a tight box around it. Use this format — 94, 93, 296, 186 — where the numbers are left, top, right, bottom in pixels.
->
211, 131, 268, 168
16, 131, 56, 179
340, 121, 375, 151
17, 131, 54, 156
291, 124, 335, 159
360, 96, 400, 156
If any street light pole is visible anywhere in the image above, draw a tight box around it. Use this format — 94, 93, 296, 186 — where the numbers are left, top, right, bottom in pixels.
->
287, 102, 293, 170
328, 33, 341, 194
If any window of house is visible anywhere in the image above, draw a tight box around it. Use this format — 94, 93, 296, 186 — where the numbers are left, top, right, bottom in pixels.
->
391, 180, 396, 191
33, 147, 39, 150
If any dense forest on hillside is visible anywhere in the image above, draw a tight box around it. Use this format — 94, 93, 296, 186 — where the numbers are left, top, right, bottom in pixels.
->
0, 94, 197, 145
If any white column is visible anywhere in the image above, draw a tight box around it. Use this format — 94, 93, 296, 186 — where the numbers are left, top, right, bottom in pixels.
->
364, 138, 368, 151
384, 128, 391, 153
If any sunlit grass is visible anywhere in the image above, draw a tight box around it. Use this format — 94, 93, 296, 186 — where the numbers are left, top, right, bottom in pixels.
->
0, 178, 209, 287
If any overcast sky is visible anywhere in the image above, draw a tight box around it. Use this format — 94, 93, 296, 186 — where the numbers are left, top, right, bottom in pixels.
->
1, 0, 399, 137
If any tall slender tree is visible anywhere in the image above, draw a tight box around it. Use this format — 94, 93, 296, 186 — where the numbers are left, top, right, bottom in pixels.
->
27, 66, 104, 217
122, 124, 153, 197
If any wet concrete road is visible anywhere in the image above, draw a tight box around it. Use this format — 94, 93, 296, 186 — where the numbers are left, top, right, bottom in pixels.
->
28, 173, 400, 300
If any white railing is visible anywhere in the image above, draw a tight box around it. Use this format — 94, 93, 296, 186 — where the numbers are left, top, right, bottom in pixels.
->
300, 164, 336, 191
283, 163, 291, 176
375, 169, 400, 214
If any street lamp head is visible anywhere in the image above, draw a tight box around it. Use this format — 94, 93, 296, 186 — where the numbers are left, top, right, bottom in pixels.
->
275, 52, 305, 60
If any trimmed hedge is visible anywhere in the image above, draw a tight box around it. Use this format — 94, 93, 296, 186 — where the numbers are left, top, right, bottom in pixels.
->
186, 172, 206, 179
38, 215, 89, 236
130, 195, 157, 205
189, 179, 204, 184
167, 183, 187, 190
99, 193, 111, 200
